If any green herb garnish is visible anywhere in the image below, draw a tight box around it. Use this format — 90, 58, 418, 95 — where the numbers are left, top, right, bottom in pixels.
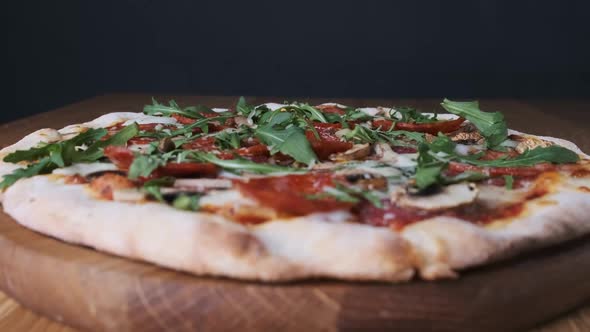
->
255, 124, 317, 165
306, 184, 384, 208
144, 98, 215, 119
173, 194, 201, 211
504, 175, 514, 190
440, 99, 508, 148
191, 152, 304, 174
0, 124, 139, 189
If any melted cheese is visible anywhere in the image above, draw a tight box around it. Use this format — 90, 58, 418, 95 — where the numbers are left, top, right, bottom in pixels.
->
262, 103, 287, 111
52, 163, 118, 176
200, 190, 257, 209
395, 183, 479, 210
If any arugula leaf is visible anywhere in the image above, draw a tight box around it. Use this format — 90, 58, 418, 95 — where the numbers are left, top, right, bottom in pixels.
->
1, 125, 138, 189
504, 175, 514, 190
191, 152, 303, 174
468, 145, 579, 167
412, 134, 579, 190
236, 96, 255, 117
173, 194, 201, 211
428, 133, 456, 154
414, 142, 447, 190
255, 125, 317, 165
128, 154, 166, 179
3, 128, 107, 163
0, 158, 54, 190
144, 98, 214, 119
342, 107, 374, 122
390, 107, 438, 123
258, 110, 293, 126
214, 130, 241, 150
143, 176, 176, 202
307, 184, 384, 208
440, 99, 507, 148
308, 187, 360, 203
169, 115, 231, 137
3, 144, 56, 164
342, 125, 425, 147
293, 103, 328, 123
78, 123, 139, 162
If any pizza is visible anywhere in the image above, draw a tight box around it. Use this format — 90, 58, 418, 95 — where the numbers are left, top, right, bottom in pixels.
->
0, 98, 589, 282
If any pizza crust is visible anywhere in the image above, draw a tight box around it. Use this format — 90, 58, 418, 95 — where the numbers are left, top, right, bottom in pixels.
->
403, 185, 590, 279
2, 176, 416, 281
1, 111, 590, 281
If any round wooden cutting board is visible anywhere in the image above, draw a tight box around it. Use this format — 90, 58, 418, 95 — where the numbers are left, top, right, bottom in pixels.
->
1, 95, 590, 332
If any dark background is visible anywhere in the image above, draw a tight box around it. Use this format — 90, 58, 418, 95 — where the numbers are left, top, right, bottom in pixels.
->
4, 1, 590, 123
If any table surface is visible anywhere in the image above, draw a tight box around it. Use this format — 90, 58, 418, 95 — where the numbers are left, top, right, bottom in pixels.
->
0, 94, 589, 332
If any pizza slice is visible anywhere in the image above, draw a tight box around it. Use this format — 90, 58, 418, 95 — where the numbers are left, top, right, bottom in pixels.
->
0, 98, 588, 281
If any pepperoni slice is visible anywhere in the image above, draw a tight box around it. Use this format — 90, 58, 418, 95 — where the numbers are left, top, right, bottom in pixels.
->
182, 136, 218, 151
372, 117, 465, 135
355, 200, 435, 230
152, 162, 219, 178
315, 104, 346, 115
172, 113, 236, 132
234, 173, 354, 216
172, 114, 197, 124
103, 145, 218, 178
305, 123, 353, 160
356, 195, 529, 230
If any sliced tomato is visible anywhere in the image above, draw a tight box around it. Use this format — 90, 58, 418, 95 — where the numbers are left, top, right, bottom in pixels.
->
305, 122, 353, 160
236, 144, 269, 158
315, 104, 346, 115
182, 136, 217, 151
234, 173, 354, 216
152, 162, 219, 178
372, 117, 465, 135
104, 145, 135, 170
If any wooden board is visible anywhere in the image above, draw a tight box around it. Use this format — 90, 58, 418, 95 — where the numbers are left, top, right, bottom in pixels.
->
0, 95, 590, 332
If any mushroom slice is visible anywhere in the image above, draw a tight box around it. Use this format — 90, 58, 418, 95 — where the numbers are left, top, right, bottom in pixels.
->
394, 183, 479, 211
330, 144, 371, 162
450, 131, 484, 145
514, 135, 553, 154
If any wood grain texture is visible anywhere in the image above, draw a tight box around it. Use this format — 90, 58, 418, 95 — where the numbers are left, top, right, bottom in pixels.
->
0, 95, 589, 332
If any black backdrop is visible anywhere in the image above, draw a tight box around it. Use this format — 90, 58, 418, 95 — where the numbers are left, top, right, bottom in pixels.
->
4, 1, 590, 122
